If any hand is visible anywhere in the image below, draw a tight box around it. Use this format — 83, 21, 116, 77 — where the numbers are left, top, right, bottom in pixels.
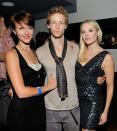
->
98, 112, 108, 125
8, 88, 13, 99
47, 74, 57, 91
97, 75, 106, 85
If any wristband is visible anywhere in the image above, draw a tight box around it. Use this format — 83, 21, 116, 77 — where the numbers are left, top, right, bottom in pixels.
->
37, 87, 41, 96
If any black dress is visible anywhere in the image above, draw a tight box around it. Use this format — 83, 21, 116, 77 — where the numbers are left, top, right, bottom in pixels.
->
7, 47, 46, 131
75, 51, 109, 130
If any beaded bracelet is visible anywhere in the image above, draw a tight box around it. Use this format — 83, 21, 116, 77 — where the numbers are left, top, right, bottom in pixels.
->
37, 87, 41, 96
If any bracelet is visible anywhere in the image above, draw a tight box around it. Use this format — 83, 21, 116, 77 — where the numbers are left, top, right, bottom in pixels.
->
37, 87, 41, 96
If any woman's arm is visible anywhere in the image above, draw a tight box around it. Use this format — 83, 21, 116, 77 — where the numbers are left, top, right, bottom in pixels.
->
6, 49, 56, 99
99, 54, 115, 125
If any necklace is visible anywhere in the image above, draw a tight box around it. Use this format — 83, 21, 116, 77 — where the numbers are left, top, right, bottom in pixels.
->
19, 45, 39, 64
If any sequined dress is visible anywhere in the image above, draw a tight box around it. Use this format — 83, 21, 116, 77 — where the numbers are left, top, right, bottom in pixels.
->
75, 51, 109, 130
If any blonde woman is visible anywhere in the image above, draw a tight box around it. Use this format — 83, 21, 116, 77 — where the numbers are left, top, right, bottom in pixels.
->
75, 20, 114, 131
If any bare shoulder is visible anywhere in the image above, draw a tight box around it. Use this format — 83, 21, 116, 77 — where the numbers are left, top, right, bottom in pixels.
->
6, 48, 18, 60
102, 53, 114, 69
104, 53, 114, 62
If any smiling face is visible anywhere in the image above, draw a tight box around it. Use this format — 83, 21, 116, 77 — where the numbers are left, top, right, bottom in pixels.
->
81, 22, 99, 46
47, 13, 67, 39
13, 21, 34, 45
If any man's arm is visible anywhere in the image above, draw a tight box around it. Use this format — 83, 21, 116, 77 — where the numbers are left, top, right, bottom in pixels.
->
0, 52, 5, 62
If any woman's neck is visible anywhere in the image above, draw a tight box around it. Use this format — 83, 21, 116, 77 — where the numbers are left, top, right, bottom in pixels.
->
17, 42, 30, 50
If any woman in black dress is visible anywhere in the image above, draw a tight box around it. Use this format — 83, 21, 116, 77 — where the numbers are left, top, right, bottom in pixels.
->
6, 10, 56, 131
75, 20, 114, 131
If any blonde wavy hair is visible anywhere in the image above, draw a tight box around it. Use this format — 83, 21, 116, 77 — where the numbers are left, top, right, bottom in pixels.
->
78, 20, 102, 62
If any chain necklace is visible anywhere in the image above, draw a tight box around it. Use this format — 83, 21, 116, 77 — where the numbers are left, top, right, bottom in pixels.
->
19, 45, 39, 64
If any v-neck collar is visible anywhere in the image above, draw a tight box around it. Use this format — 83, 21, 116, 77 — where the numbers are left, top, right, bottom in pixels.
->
78, 50, 106, 67
14, 47, 39, 72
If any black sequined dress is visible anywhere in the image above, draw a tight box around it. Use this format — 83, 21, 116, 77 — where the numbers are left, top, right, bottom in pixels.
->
75, 51, 109, 130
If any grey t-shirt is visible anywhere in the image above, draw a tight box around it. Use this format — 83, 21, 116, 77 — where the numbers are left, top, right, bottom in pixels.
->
36, 40, 79, 110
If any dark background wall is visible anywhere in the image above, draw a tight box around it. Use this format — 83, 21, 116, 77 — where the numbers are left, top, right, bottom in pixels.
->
65, 17, 117, 44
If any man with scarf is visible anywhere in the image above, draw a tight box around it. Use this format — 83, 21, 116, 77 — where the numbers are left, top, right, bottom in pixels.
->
36, 6, 80, 131
36, 6, 105, 131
